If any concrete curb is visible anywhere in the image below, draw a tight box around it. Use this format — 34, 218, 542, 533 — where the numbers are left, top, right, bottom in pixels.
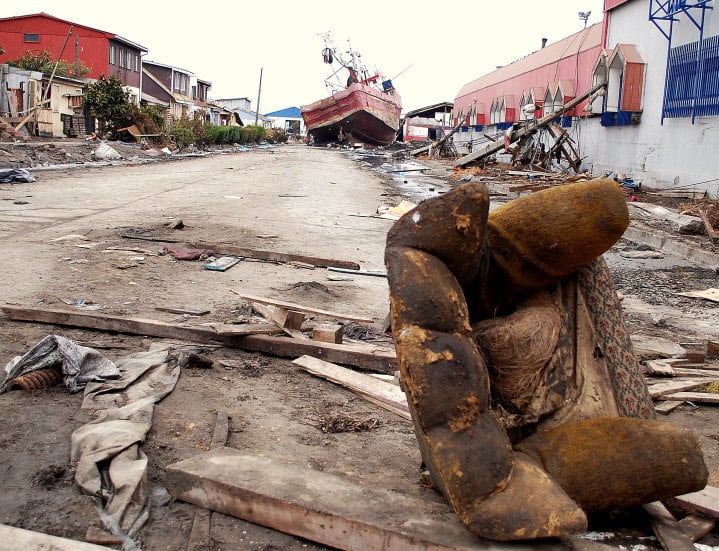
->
624, 225, 719, 269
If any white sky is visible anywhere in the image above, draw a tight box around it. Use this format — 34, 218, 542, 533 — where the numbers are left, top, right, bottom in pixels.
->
3, 1, 605, 115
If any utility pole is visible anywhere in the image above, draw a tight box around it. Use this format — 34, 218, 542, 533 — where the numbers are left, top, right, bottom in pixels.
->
254, 67, 263, 126
74, 32, 79, 77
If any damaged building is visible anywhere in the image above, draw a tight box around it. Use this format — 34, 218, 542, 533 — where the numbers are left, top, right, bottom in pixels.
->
451, 0, 719, 198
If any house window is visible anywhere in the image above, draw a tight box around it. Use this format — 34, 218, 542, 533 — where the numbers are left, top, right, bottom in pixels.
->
126, 51, 133, 69
664, 34, 719, 119
24, 33, 40, 43
109, 45, 117, 65
119, 49, 125, 68
135, 55, 140, 71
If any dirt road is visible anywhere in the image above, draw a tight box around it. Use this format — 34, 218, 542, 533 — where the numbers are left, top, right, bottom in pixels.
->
0, 142, 717, 550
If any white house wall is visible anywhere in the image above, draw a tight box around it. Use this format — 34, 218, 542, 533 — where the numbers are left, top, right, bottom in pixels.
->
576, 0, 719, 197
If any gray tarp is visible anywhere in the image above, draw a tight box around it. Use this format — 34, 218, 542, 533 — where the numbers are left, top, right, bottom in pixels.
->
72, 345, 180, 550
1, 335, 120, 393
0, 168, 36, 183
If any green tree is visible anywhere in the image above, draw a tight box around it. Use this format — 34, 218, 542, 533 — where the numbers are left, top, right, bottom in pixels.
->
9, 49, 89, 77
83, 75, 132, 138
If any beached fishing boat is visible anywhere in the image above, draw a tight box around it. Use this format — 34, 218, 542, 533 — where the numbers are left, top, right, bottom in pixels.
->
301, 33, 402, 146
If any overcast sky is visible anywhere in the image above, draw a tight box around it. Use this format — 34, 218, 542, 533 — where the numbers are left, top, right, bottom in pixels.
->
3, 1, 605, 114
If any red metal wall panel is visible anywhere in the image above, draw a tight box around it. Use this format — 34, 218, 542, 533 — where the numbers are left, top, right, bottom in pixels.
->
604, 0, 633, 11
453, 25, 602, 124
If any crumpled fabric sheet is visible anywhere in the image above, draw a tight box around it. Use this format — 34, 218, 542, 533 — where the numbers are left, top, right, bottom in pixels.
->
0, 335, 120, 394
71, 345, 180, 548
160, 243, 215, 260
0, 168, 36, 183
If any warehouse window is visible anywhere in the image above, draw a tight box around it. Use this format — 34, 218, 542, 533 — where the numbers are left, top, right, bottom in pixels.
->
24, 33, 40, 43
664, 34, 719, 119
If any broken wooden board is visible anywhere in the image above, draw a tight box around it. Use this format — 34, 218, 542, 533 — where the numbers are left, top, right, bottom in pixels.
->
646, 379, 707, 398
658, 391, 719, 404
653, 400, 684, 414
0, 524, 114, 550
698, 209, 719, 243
676, 288, 719, 303
235, 293, 374, 323
669, 486, 719, 519
1, 305, 397, 374
187, 411, 231, 551
293, 355, 410, 420
165, 448, 600, 551
191, 242, 360, 270
247, 301, 308, 340
645, 360, 719, 378
642, 501, 696, 551
678, 514, 716, 542
155, 307, 210, 316
1, 305, 278, 341
312, 324, 344, 344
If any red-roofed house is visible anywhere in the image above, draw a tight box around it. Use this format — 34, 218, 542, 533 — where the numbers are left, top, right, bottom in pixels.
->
0, 13, 147, 104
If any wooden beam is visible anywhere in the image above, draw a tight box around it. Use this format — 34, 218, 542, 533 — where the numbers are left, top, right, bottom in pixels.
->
167, 448, 562, 551
646, 380, 707, 398
658, 391, 719, 404
678, 514, 716, 542
293, 355, 410, 420
453, 82, 605, 168
247, 301, 308, 340
1, 305, 396, 373
192, 242, 360, 270
669, 486, 719, 519
234, 293, 375, 323
642, 502, 696, 551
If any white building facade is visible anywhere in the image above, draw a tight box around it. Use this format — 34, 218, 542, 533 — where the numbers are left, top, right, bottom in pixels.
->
578, 0, 719, 196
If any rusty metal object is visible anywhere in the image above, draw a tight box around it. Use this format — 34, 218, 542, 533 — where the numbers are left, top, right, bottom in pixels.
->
7, 367, 62, 392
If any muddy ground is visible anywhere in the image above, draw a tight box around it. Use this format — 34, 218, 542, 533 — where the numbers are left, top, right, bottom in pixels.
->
0, 139, 718, 550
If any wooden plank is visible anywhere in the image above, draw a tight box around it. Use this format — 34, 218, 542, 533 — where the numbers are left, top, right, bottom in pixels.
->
653, 400, 684, 414
246, 300, 308, 340
642, 501, 696, 551
155, 307, 210, 316
677, 514, 716, 542
192, 242, 360, 270
212, 323, 283, 336
698, 209, 719, 241
454, 82, 605, 168
1, 305, 396, 373
293, 355, 410, 420
188, 411, 230, 551
1, 305, 276, 341
312, 324, 343, 344
165, 448, 579, 551
659, 391, 719, 404
0, 524, 114, 550
235, 293, 374, 323
669, 486, 719, 519
210, 411, 230, 449
646, 380, 707, 398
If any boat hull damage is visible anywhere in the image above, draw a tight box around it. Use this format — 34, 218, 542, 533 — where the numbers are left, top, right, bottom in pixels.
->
301, 83, 402, 146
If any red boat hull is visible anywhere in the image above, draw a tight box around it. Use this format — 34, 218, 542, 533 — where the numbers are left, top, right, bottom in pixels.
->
301, 83, 402, 146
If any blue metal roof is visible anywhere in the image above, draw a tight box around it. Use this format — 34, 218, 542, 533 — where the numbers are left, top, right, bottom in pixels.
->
264, 106, 301, 118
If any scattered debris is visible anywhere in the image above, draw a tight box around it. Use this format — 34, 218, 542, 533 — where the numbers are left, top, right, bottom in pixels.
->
1, 334, 120, 394
317, 413, 381, 433
293, 355, 409, 419
204, 255, 242, 271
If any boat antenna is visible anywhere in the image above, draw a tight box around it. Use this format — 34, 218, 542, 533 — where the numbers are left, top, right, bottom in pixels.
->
390, 62, 414, 82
